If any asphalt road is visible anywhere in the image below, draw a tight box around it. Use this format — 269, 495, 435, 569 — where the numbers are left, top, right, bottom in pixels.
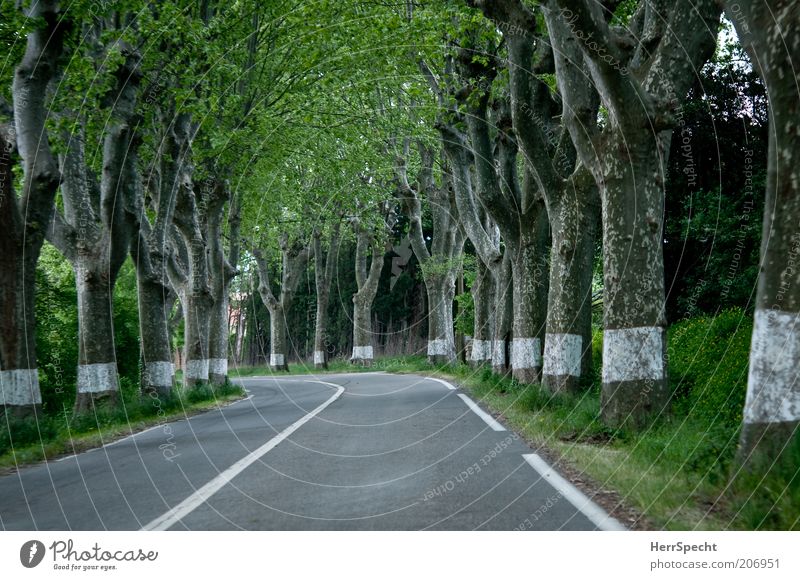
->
0, 372, 623, 530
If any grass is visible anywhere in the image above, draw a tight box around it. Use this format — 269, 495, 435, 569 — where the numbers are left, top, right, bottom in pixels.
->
5, 345, 797, 530
235, 350, 793, 531
378, 358, 799, 531
228, 355, 431, 377
0, 381, 245, 471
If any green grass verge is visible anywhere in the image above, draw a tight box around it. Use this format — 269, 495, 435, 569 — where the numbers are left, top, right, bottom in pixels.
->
352, 357, 797, 531
228, 355, 431, 377
0, 381, 245, 472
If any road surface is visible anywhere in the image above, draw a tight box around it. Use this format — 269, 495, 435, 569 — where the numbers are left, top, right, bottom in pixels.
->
0, 372, 623, 530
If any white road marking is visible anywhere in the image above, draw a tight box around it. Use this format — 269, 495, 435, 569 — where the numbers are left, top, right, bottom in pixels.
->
523, 453, 626, 531
141, 381, 345, 531
457, 394, 506, 431
426, 377, 457, 390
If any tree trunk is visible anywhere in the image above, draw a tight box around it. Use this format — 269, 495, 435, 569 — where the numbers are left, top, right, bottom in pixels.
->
1, 0, 65, 415
470, 258, 492, 366
130, 111, 191, 398
351, 295, 374, 365
208, 290, 229, 384
509, 207, 550, 384
136, 272, 174, 398
724, 0, 800, 470
599, 133, 670, 428
206, 181, 239, 387
254, 236, 309, 372
73, 265, 119, 412
350, 224, 385, 365
268, 304, 289, 371
492, 252, 513, 376
182, 290, 214, 387
426, 275, 457, 364
313, 223, 341, 369
313, 289, 330, 369
396, 140, 464, 367
542, 176, 600, 393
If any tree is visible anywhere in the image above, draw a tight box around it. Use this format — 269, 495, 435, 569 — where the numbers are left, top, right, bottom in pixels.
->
397, 140, 465, 364
46, 40, 141, 411
312, 220, 342, 369
469, 0, 601, 392
546, 0, 721, 426
350, 202, 394, 365
723, 0, 800, 472
254, 235, 310, 371
1, 0, 66, 415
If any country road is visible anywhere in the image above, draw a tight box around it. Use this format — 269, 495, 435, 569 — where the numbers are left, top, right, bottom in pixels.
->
0, 373, 623, 531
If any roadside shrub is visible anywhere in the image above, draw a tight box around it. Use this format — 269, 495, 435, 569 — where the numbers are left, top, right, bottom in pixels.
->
668, 308, 752, 428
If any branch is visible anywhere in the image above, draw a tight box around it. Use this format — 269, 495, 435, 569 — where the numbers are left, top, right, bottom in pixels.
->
46, 209, 77, 262
395, 141, 431, 264
542, 2, 601, 178
252, 247, 278, 310
548, 0, 644, 121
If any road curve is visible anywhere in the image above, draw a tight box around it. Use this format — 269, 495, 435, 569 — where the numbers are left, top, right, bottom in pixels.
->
0, 373, 623, 531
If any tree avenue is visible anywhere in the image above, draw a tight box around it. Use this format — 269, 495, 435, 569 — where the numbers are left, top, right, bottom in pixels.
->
0, 0, 798, 527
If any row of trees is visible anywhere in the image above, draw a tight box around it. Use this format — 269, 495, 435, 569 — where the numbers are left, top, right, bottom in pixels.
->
1, 1, 797, 476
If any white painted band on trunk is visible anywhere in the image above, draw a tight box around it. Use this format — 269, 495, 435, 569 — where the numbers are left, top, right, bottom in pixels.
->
602, 326, 664, 383
144, 361, 174, 389
511, 337, 542, 370
270, 353, 286, 368
427, 338, 452, 356
543, 333, 583, 377
492, 340, 506, 365
0, 368, 42, 405
313, 350, 326, 365
470, 339, 492, 361
77, 363, 119, 393
744, 309, 800, 424
351, 346, 373, 360
185, 359, 209, 380
209, 358, 228, 376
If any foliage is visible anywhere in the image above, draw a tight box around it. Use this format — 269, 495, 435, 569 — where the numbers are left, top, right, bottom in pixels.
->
668, 308, 752, 428
664, 43, 768, 320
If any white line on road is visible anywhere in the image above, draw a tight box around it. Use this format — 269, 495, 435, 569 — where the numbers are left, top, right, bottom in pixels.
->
457, 394, 506, 431
522, 453, 626, 531
141, 381, 345, 531
426, 377, 457, 390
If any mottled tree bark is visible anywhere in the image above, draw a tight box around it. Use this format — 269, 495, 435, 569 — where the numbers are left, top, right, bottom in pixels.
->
397, 141, 465, 365
206, 180, 240, 386
724, 0, 800, 470
169, 172, 214, 389
47, 46, 140, 412
312, 222, 341, 369
546, 0, 721, 426
0, 0, 65, 416
473, 0, 601, 392
350, 219, 386, 365
130, 111, 191, 397
470, 257, 493, 366
254, 236, 310, 371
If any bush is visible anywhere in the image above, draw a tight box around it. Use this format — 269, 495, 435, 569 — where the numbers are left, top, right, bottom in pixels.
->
668, 308, 752, 428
